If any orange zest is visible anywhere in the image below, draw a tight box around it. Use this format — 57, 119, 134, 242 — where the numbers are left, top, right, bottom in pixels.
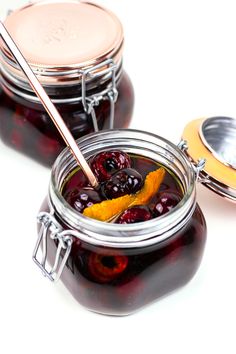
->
132, 167, 166, 206
83, 167, 166, 222
83, 194, 134, 222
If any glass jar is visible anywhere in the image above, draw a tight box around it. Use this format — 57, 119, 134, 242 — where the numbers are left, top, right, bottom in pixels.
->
33, 129, 207, 315
0, 1, 134, 166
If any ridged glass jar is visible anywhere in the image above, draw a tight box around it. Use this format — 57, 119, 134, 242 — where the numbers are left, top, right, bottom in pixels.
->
0, 1, 134, 166
33, 130, 207, 315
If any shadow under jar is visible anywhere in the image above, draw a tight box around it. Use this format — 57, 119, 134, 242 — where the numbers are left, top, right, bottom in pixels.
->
34, 130, 207, 316
0, 1, 134, 166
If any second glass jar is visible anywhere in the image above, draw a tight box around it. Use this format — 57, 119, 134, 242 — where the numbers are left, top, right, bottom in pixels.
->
0, 1, 134, 166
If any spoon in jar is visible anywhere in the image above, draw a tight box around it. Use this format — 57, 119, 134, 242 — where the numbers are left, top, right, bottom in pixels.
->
0, 21, 99, 189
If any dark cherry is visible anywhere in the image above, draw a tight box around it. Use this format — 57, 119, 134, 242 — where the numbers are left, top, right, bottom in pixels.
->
117, 206, 152, 224
90, 151, 131, 182
65, 187, 102, 213
103, 168, 143, 199
153, 191, 181, 217
88, 252, 129, 283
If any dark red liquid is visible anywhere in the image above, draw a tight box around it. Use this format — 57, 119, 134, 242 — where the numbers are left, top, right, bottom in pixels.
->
39, 153, 207, 315
0, 72, 134, 166
62, 154, 183, 219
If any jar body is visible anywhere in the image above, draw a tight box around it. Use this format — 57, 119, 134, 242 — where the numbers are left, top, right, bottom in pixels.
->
34, 130, 207, 315
0, 72, 134, 166
39, 198, 206, 315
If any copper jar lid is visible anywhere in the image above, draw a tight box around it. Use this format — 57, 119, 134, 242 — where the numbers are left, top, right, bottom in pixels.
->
182, 116, 236, 202
0, 1, 124, 86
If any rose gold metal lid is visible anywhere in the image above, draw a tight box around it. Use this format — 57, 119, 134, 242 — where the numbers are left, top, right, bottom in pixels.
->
182, 116, 236, 202
0, 1, 124, 86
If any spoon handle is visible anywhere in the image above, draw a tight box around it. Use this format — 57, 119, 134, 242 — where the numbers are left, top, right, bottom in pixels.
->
0, 21, 98, 189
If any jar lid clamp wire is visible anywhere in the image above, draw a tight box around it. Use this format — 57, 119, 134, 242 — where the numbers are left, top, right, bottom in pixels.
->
81, 58, 119, 131
180, 116, 236, 202
177, 140, 206, 181
33, 212, 75, 282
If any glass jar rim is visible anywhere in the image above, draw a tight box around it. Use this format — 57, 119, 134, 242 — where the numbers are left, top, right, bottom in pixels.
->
49, 129, 197, 248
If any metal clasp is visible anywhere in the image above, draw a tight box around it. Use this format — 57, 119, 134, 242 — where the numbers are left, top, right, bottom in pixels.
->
81, 59, 118, 131
193, 158, 206, 181
33, 212, 73, 282
177, 139, 188, 152
177, 139, 206, 182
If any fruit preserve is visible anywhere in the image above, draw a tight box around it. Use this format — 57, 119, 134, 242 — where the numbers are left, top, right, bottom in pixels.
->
62, 152, 184, 222
34, 130, 207, 315
0, 1, 134, 166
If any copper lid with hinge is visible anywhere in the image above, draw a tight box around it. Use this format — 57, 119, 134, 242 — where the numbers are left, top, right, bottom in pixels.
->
0, 1, 124, 86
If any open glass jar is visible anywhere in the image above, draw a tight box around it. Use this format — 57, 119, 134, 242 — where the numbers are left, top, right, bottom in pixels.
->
33, 129, 211, 315
0, 1, 134, 166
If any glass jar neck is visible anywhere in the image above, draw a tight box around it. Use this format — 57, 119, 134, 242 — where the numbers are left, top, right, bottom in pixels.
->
0, 59, 122, 104
48, 129, 197, 248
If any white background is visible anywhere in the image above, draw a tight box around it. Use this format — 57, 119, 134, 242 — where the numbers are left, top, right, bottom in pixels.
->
0, 1, 236, 353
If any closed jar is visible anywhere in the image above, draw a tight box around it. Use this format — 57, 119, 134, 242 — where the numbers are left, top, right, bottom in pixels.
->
0, 1, 134, 166
34, 130, 207, 315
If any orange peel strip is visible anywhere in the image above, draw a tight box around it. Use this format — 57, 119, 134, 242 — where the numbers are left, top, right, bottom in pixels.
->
132, 167, 166, 206
83, 194, 134, 222
83, 167, 166, 222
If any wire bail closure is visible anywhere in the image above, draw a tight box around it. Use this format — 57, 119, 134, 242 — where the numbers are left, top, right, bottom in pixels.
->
33, 212, 73, 282
177, 139, 206, 181
81, 58, 118, 131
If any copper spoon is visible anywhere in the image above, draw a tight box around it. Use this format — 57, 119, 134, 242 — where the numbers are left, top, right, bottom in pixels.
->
0, 21, 99, 189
